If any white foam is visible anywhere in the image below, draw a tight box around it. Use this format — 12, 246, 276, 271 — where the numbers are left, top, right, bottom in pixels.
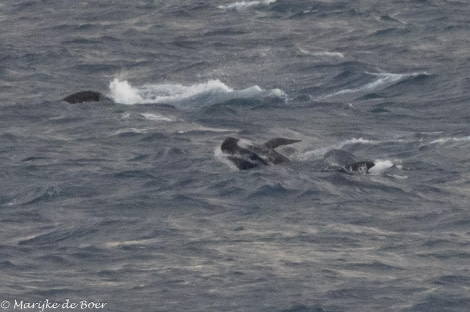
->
111, 128, 151, 136
214, 146, 239, 171
430, 136, 470, 144
177, 125, 237, 134
105, 238, 159, 248
368, 159, 394, 175
108, 78, 285, 110
218, 0, 276, 10
298, 47, 344, 58
336, 137, 379, 149
140, 113, 177, 122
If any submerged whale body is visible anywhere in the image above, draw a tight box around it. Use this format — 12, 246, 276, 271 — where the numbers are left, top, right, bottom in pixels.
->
323, 149, 375, 174
220, 137, 301, 170
62, 91, 108, 104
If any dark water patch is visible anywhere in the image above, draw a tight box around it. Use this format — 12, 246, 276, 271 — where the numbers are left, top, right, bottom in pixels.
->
74, 63, 120, 73
15, 186, 62, 206
0, 260, 18, 270
346, 260, 404, 272
67, 246, 110, 261
372, 27, 410, 37
406, 296, 470, 312
24, 287, 83, 300
61, 37, 106, 45
416, 250, 470, 260
389, 73, 432, 89
379, 14, 404, 24
22, 156, 49, 162
271, 0, 347, 14
433, 274, 470, 287
141, 132, 170, 142
208, 178, 248, 198
362, 93, 384, 100
280, 305, 325, 312
152, 147, 187, 163
246, 182, 293, 199
113, 170, 157, 180
167, 194, 218, 211
128, 154, 151, 162
379, 73, 434, 99
18, 226, 99, 247
423, 238, 456, 248
204, 27, 248, 37
370, 106, 391, 113
36, 254, 73, 267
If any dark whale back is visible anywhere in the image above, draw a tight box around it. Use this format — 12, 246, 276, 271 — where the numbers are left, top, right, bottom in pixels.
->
62, 91, 106, 104
220, 137, 239, 154
323, 149, 375, 174
220, 137, 301, 170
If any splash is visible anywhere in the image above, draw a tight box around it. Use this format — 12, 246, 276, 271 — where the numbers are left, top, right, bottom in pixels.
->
109, 79, 143, 104
218, 0, 276, 10
368, 160, 394, 175
108, 78, 285, 110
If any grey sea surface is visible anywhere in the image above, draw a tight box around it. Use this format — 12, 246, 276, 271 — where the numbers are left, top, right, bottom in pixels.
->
1, 1, 470, 311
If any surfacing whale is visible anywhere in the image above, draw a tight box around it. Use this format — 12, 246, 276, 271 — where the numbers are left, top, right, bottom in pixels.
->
220, 137, 301, 170
323, 149, 375, 174
62, 91, 108, 104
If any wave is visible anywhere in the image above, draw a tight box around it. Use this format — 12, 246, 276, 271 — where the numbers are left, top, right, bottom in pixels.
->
108, 78, 285, 110
214, 146, 239, 171
298, 47, 345, 59
218, 0, 276, 11
323, 71, 429, 99
140, 112, 177, 122
298, 138, 403, 176
429, 136, 470, 145
299, 137, 392, 160
3, 185, 61, 207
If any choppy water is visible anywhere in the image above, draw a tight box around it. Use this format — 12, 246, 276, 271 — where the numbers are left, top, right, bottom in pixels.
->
1, 1, 470, 311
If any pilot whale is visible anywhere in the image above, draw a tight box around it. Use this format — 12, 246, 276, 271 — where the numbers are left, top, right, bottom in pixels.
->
323, 149, 375, 174
220, 137, 301, 170
62, 91, 109, 104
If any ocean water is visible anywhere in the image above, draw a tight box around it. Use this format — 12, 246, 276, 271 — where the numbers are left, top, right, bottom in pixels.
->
1, 1, 470, 311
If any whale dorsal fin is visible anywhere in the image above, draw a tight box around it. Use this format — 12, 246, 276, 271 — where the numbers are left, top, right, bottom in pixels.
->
263, 138, 301, 149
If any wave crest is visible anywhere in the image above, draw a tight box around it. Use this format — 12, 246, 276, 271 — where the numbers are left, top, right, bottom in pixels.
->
218, 0, 276, 11
109, 78, 285, 110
